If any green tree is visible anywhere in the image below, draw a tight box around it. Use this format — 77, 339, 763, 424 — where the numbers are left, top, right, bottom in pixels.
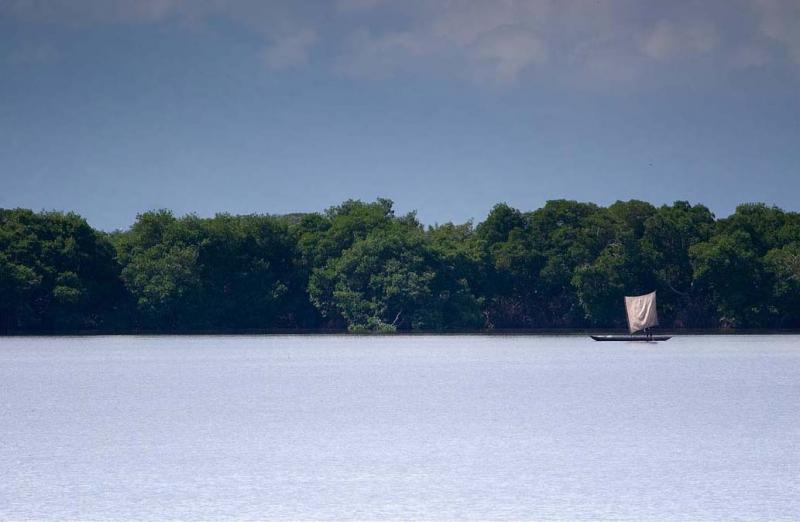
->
114, 211, 303, 330
764, 242, 800, 327
0, 209, 126, 331
309, 223, 481, 332
474, 203, 549, 328
571, 201, 657, 327
298, 198, 398, 269
114, 211, 202, 329
528, 200, 602, 327
640, 201, 715, 327
3, 198, 800, 333
690, 230, 772, 327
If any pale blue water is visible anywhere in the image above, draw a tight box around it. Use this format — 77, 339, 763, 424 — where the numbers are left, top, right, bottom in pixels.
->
1, 335, 798, 521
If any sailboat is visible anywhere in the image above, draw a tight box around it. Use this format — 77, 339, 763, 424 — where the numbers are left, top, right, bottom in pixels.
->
591, 291, 671, 341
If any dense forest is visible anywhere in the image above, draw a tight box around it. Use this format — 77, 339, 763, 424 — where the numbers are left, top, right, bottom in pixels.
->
1, 199, 799, 333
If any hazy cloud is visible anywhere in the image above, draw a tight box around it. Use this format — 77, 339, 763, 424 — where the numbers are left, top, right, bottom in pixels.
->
3, 0, 800, 86
731, 44, 771, 68
329, 0, 748, 86
753, 0, 800, 64
264, 29, 317, 69
569, 36, 644, 87
335, 0, 390, 12
1, 0, 183, 24
641, 20, 718, 60
336, 28, 426, 79
468, 25, 548, 84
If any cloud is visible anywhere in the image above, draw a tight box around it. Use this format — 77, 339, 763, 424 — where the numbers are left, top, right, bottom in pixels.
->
330, 0, 729, 86
336, 28, 426, 79
1, 0, 183, 24
468, 25, 548, 84
753, 0, 800, 64
429, 1, 548, 47
569, 36, 644, 87
641, 20, 718, 60
335, 0, 390, 12
263, 29, 318, 69
731, 44, 771, 68
335, 1, 553, 84
3, 0, 800, 86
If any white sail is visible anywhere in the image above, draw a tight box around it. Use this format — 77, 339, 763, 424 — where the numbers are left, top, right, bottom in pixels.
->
625, 291, 658, 334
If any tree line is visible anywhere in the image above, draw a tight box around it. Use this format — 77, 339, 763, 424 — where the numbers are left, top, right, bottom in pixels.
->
1, 199, 799, 333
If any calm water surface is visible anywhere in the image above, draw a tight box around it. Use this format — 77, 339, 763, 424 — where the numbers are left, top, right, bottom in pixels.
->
1, 335, 798, 520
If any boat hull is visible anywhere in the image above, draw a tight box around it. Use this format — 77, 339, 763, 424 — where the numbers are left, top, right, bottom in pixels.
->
591, 335, 671, 342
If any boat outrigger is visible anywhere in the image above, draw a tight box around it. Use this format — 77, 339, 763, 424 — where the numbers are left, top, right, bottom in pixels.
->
591, 291, 671, 342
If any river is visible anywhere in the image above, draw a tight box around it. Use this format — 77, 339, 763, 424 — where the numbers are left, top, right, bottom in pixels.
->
1, 335, 798, 520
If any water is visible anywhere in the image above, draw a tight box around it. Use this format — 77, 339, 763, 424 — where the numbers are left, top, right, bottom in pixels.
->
1, 335, 798, 521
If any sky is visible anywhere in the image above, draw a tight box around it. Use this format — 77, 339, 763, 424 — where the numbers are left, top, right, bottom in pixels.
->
1, 0, 799, 230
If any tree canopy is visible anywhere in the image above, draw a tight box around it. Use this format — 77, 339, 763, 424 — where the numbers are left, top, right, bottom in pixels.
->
2, 200, 799, 333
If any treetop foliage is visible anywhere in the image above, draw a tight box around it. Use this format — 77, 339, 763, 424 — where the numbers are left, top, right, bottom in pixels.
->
2, 199, 799, 332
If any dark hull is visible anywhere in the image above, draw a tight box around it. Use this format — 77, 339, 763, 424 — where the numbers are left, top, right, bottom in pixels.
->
591, 335, 671, 342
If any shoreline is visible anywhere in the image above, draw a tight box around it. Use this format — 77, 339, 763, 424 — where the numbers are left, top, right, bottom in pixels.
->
3, 328, 800, 337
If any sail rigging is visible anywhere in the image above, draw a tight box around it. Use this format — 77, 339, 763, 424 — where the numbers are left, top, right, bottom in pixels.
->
624, 292, 659, 334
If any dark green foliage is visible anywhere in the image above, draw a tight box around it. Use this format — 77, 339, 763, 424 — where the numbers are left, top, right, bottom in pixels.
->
571, 201, 657, 327
307, 202, 482, 331
479, 207, 544, 328
113, 211, 308, 330
690, 229, 770, 327
2, 199, 799, 332
527, 200, 602, 326
0, 209, 127, 332
688, 204, 797, 328
639, 202, 716, 327
764, 242, 800, 327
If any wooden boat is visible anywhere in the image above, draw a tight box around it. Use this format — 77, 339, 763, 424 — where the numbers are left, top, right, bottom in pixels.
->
591, 291, 671, 342
591, 334, 671, 342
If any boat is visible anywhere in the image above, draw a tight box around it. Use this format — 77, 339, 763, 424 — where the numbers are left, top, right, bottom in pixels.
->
590, 291, 671, 342
591, 334, 671, 342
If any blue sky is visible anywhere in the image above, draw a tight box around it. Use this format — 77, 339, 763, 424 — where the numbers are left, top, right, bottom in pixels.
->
1, 0, 799, 230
